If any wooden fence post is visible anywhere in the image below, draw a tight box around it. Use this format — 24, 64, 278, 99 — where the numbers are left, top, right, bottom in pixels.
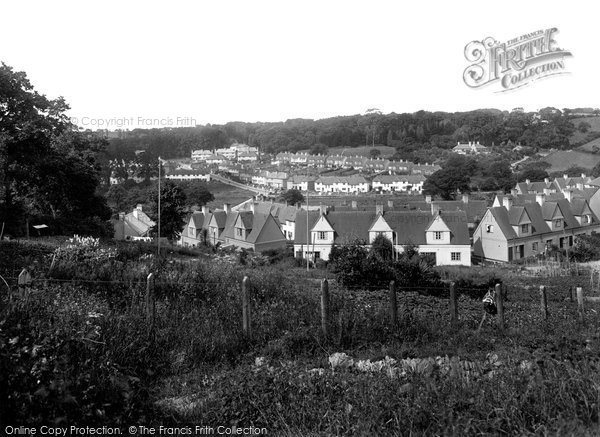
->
389, 280, 398, 326
449, 282, 458, 328
242, 276, 251, 338
321, 279, 330, 337
145, 273, 155, 324
18, 268, 32, 299
495, 283, 504, 331
569, 286, 574, 302
540, 285, 548, 320
577, 286, 584, 323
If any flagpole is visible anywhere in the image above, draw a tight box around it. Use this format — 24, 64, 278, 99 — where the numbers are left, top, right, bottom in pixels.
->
157, 156, 161, 257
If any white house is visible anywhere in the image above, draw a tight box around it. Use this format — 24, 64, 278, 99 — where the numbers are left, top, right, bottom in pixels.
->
372, 174, 426, 193
165, 169, 211, 181
294, 206, 471, 266
315, 176, 370, 194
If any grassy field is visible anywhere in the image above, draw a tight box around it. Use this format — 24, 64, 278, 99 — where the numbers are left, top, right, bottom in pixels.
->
204, 180, 254, 209
540, 149, 600, 173
570, 116, 600, 146
2, 240, 600, 434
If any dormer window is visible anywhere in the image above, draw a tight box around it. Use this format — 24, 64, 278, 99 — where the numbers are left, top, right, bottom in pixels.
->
554, 219, 562, 228
521, 224, 529, 233
434, 231, 443, 240
582, 215, 590, 224
236, 228, 244, 237
318, 231, 327, 240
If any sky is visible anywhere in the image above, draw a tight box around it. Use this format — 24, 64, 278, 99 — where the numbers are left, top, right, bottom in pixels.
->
1, 0, 598, 129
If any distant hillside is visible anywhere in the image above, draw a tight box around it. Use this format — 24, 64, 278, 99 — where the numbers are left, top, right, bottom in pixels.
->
570, 116, 600, 146
541, 150, 600, 173
300, 145, 397, 159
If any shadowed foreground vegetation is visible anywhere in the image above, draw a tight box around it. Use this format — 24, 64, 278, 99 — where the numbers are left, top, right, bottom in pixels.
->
1, 239, 600, 435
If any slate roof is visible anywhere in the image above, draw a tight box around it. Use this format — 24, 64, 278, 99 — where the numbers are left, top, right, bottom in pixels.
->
221, 211, 277, 244
373, 174, 426, 184
294, 210, 470, 246
487, 197, 600, 241
316, 175, 369, 185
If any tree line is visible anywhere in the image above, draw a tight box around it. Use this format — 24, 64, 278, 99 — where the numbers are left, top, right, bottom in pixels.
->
104, 107, 582, 165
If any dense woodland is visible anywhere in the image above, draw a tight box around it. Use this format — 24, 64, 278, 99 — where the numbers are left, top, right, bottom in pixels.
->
105, 107, 587, 164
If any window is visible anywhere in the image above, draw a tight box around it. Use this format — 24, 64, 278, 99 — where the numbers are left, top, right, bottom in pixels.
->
532, 242, 539, 251
486, 225, 494, 233
236, 228, 244, 237
554, 219, 562, 228
451, 252, 461, 261
521, 224, 529, 233
318, 231, 327, 240
583, 215, 590, 224
434, 231, 443, 240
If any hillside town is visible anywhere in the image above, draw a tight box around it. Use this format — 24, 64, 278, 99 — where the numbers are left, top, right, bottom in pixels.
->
109, 149, 600, 267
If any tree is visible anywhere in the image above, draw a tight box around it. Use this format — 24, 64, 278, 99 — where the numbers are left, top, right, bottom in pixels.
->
177, 182, 214, 208
106, 184, 128, 213
147, 180, 187, 242
0, 63, 111, 236
369, 148, 381, 158
309, 143, 328, 155
591, 162, 600, 178
518, 167, 549, 182
279, 188, 305, 206
578, 121, 591, 133
371, 233, 393, 261
423, 168, 471, 200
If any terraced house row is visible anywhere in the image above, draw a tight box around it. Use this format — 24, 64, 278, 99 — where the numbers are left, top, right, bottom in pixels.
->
274, 152, 441, 175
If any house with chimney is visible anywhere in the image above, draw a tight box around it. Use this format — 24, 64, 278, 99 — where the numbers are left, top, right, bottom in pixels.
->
112, 205, 156, 241
473, 193, 600, 262
293, 205, 471, 266
179, 203, 287, 252
372, 174, 426, 193
452, 141, 490, 155
233, 199, 300, 241
315, 175, 370, 194
287, 175, 316, 192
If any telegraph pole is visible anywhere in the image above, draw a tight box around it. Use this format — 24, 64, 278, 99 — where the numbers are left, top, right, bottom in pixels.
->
157, 156, 161, 257
306, 188, 309, 271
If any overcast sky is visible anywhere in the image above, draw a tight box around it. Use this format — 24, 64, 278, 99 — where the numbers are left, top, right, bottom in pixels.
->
2, 0, 597, 129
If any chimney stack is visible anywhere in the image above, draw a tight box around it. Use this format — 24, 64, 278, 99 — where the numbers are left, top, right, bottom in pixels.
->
319, 204, 328, 215
250, 202, 255, 213
582, 173, 587, 179
425, 195, 432, 203
564, 189, 573, 202
462, 194, 469, 204
376, 204, 384, 216
525, 179, 531, 185
431, 203, 441, 215
563, 174, 568, 180
202, 205, 210, 215
351, 200, 357, 209
387, 200, 394, 208
544, 177, 549, 184
502, 196, 513, 210
536, 193, 546, 206
224, 203, 231, 214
